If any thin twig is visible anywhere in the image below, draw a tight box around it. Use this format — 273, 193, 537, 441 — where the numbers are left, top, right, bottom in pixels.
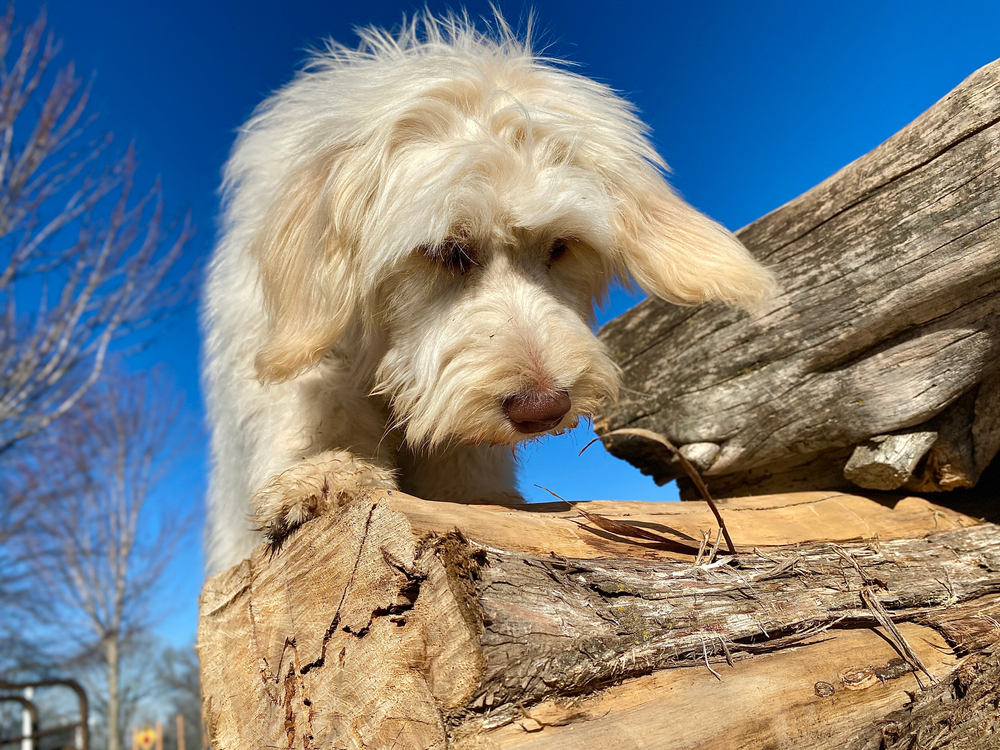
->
707, 527, 723, 566
860, 587, 936, 687
718, 635, 734, 667
752, 554, 803, 582
695, 529, 710, 565
833, 546, 936, 686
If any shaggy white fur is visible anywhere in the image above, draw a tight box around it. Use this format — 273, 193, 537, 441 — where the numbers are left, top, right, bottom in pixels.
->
203, 13, 775, 573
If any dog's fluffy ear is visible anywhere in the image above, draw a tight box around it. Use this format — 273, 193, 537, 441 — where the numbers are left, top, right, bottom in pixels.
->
252, 159, 356, 384
614, 178, 776, 308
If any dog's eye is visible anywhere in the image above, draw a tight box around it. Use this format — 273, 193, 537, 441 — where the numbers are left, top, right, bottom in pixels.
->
420, 239, 478, 275
547, 238, 571, 267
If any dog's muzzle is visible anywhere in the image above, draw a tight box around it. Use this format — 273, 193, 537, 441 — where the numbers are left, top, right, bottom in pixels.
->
503, 389, 571, 435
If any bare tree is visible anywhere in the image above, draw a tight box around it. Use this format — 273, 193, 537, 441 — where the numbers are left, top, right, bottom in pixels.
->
0, 442, 34, 648
11, 369, 194, 750
0, 6, 191, 455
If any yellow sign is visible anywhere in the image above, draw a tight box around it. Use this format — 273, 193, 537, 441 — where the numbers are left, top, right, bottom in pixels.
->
136, 726, 157, 750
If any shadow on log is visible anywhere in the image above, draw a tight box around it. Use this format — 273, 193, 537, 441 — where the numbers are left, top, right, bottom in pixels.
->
596, 57, 1000, 498
199, 491, 1000, 748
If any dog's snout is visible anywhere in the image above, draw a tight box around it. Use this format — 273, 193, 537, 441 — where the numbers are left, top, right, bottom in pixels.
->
503, 389, 572, 434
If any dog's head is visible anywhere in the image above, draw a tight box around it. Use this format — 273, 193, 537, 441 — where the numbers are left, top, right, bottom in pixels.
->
228, 15, 775, 449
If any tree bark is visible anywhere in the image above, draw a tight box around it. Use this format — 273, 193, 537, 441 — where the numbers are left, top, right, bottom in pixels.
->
595, 57, 1000, 498
198, 491, 1000, 749
848, 644, 1000, 749
106, 634, 121, 750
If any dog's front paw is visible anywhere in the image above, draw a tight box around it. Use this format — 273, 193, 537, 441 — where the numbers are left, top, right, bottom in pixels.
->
253, 450, 397, 543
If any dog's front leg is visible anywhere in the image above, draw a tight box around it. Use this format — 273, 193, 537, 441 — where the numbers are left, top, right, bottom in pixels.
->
250, 363, 400, 543
399, 444, 525, 505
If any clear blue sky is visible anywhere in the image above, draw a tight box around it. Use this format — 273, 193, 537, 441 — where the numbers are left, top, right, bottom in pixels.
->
19, 0, 1000, 645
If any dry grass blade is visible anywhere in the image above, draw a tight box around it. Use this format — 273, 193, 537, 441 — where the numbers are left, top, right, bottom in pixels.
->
701, 638, 722, 680
860, 587, 937, 686
695, 529, 710, 565
752, 554, 803, 582
581, 428, 737, 554
534, 485, 701, 554
738, 616, 847, 652
833, 545, 888, 590
834, 545, 936, 685
707, 527, 723, 565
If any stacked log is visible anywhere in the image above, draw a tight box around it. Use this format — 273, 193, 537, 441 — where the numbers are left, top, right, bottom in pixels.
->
596, 58, 1000, 498
199, 490, 1000, 748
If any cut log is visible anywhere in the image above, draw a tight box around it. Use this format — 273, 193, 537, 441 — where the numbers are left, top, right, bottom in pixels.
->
595, 58, 1000, 497
198, 491, 1000, 749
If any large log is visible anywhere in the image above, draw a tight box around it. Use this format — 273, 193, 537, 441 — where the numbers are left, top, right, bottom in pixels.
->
596, 58, 1000, 497
198, 491, 1000, 749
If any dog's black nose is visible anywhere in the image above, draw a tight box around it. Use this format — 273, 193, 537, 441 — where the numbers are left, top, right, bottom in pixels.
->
504, 390, 571, 434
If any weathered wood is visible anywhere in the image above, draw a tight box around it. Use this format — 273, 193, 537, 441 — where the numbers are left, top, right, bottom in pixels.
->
905, 377, 1000, 492
596, 58, 1000, 496
198, 491, 1000, 749
844, 431, 938, 490
458, 625, 957, 750
848, 644, 1000, 749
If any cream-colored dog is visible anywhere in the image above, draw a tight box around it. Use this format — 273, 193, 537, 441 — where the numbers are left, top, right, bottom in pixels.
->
203, 15, 774, 572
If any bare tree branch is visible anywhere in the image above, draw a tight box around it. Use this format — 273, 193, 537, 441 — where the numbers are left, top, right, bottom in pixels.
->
0, 7, 193, 454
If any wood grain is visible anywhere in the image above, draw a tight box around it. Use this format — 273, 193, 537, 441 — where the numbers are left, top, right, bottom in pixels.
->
455, 625, 957, 750
844, 431, 938, 490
